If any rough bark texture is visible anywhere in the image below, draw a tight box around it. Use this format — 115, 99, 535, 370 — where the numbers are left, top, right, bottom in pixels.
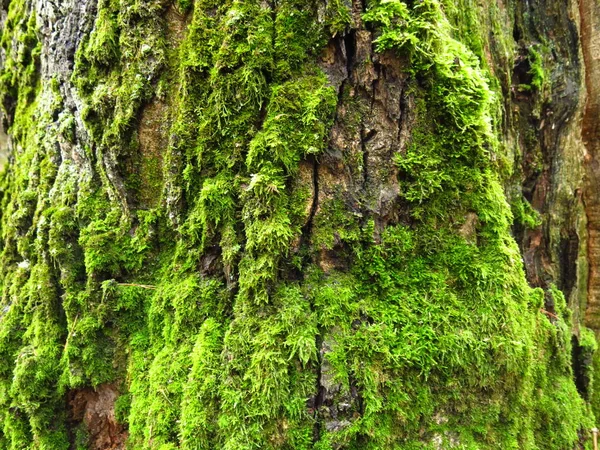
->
0, 0, 599, 448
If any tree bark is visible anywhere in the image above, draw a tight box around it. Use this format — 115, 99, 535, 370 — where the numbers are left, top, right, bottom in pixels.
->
0, 0, 599, 448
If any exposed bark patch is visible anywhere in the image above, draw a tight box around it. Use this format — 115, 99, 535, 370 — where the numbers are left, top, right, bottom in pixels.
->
559, 228, 580, 299
166, 4, 188, 45
311, 332, 361, 444
299, 159, 319, 236
137, 98, 168, 208
580, 0, 600, 329
288, 159, 318, 274
135, 5, 188, 209
320, 38, 349, 95
200, 245, 223, 277
458, 212, 479, 244
572, 335, 593, 399
68, 384, 127, 450
506, 0, 584, 318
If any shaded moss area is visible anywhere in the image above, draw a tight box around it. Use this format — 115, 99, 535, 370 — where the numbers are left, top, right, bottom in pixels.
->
0, 0, 596, 449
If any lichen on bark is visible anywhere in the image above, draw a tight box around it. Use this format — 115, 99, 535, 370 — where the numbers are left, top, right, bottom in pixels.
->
0, 0, 599, 448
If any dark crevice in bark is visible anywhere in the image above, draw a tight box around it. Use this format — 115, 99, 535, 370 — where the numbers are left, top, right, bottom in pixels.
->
513, 19, 522, 43
308, 156, 320, 232
571, 335, 592, 399
344, 31, 356, 80
270, 0, 278, 50
287, 155, 320, 282
334, 79, 347, 122
359, 0, 367, 13
559, 228, 579, 299
360, 125, 371, 187
397, 85, 408, 141
311, 330, 325, 444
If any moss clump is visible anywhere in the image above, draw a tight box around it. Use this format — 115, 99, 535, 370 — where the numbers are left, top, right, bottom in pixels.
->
311, 196, 363, 251
0, 0, 595, 448
528, 45, 546, 91
120, 1, 343, 447
512, 196, 543, 229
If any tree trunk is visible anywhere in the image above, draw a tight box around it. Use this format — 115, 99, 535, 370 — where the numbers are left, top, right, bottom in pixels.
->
0, 0, 599, 448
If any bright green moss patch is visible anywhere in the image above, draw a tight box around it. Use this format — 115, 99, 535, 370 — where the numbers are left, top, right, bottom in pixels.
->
512, 196, 543, 229
0, 0, 595, 448
528, 45, 546, 91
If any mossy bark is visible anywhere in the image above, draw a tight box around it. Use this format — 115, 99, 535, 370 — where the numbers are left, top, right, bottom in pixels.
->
0, 0, 599, 448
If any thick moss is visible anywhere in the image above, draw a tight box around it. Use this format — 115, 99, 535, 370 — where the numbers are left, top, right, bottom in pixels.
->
0, 0, 595, 448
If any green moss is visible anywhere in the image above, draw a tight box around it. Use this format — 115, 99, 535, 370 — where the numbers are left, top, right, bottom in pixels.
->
311, 196, 363, 250
0, 0, 594, 448
512, 196, 542, 229
0, 0, 41, 119
179, 318, 223, 447
0, 7, 72, 436
353, 0, 593, 447
528, 45, 546, 91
